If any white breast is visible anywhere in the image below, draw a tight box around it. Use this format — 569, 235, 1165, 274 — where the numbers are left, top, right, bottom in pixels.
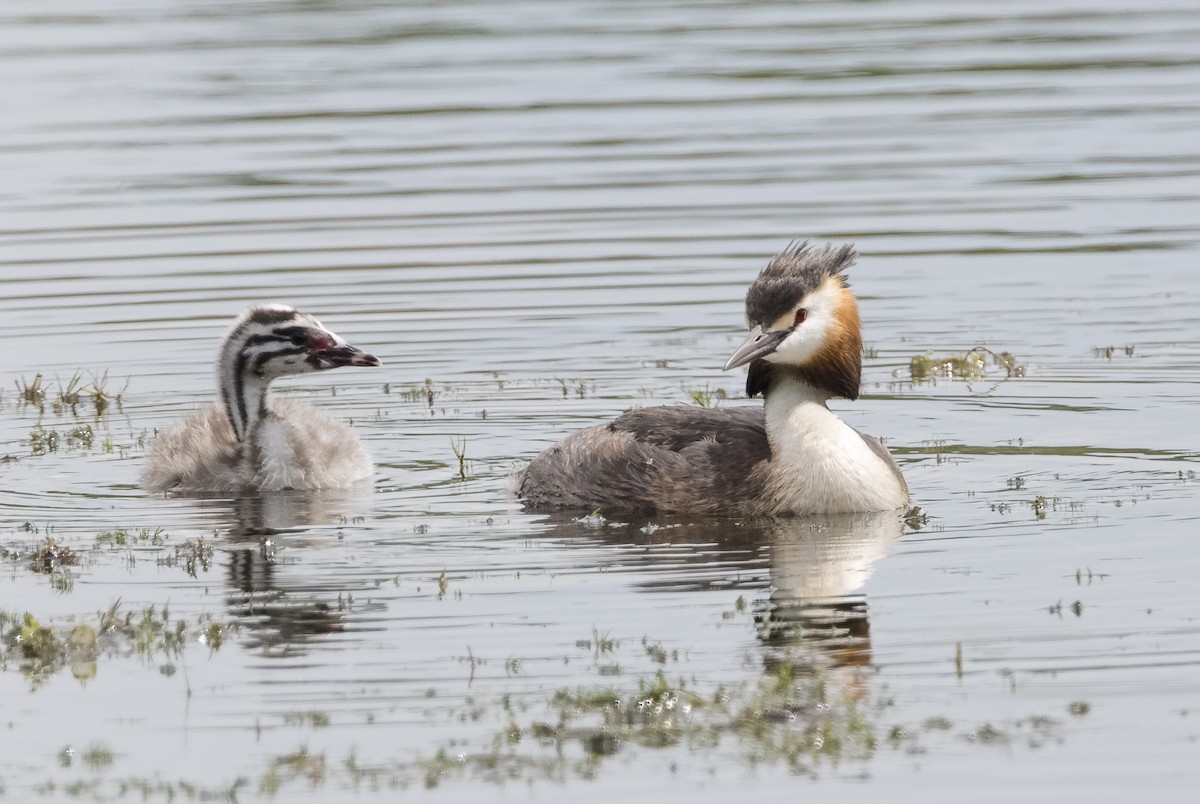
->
764, 390, 907, 514
249, 400, 374, 491
254, 417, 310, 490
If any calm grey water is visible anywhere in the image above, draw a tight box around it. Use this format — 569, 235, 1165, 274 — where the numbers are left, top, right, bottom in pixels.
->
2, 0, 1200, 801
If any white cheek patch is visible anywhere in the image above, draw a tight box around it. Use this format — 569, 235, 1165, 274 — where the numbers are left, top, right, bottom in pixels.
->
766, 281, 839, 364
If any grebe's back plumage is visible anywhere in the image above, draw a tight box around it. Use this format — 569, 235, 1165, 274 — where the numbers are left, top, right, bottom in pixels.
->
143, 305, 381, 494
517, 243, 908, 516
517, 405, 768, 514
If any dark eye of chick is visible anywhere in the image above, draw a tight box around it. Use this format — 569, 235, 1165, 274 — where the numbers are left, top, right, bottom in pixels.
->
793, 308, 808, 327
289, 333, 307, 346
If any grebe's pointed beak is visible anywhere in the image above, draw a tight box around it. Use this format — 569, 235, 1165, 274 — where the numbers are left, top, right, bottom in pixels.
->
723, 326, 788, 371
312, 343, 382, 369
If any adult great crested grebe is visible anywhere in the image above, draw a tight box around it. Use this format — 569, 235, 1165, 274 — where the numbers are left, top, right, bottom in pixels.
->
142, 304, 381, 493
516, 242, 908, 516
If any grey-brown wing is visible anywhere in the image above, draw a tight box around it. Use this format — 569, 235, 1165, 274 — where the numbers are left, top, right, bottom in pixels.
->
855, 429, 909, 497
518, 406, 771, 514
609, 405, 769, 456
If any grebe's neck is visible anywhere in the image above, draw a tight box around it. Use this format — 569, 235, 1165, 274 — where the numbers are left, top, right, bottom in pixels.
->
762, 370, 835, 453
761, 369, 907, 514
220, 363, 272, 445
765, 371, 832, 408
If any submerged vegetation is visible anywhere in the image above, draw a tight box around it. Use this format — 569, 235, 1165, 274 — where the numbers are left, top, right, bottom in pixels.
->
908, 346, 1024, 384
28, 537, 79, 574
0, 603, 235, 689
686, 384, 728, 408
1, 367, 139, 467
11, 370, 128, 416
398, 378, 439, 408
0, 648, 1087, 800
450, 436, 469, 480
1, 524, 218, 597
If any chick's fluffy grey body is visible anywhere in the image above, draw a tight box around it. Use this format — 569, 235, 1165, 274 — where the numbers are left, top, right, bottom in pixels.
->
141, 304, 379, 494
143, 399, 372, 493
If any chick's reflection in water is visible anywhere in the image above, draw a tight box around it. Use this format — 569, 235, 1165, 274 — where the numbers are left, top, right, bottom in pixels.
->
219, 490, 373, 656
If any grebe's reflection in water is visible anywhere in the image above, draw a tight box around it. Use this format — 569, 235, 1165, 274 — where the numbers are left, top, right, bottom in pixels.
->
756, 511, 902, 668
539, 509, 904, 670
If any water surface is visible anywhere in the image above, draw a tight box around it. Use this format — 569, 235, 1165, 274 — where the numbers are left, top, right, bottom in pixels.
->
2, 1, 1199, 801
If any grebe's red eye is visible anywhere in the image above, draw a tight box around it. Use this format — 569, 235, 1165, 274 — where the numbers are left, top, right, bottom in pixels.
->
793, 308, 808, 327
309, 332, 335, 351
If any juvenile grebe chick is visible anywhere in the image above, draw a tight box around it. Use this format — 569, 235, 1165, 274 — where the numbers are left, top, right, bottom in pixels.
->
143, 304, 381, 493
517, 242, 908, 516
